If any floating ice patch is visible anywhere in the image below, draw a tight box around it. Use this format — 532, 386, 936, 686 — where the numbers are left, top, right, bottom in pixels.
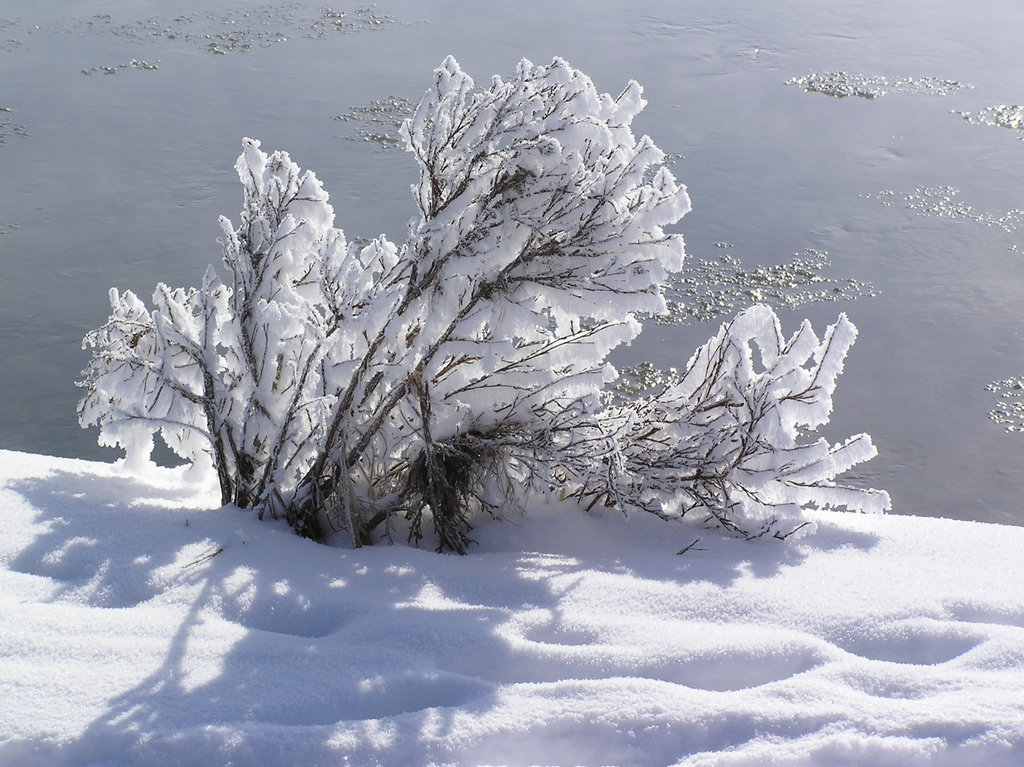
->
609, 361, 681, 402
658, 247, 877, 326
786, 72, 971, 99
0, 18, 19, 52
309, 6, 397, 36
986, 376, 1024, 433
0, 106, 28, 145
869, 186, 1024, 235
334, 97, 414, 150
81, 59, 158, 75
61, 9, 292, 53
59, 5, 397, 56
0, 220, 19, 235
202, 29, 288, 55
958, 105, 1024, 138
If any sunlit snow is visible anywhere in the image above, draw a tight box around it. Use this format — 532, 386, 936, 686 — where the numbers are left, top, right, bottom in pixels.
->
1, 449, 1022, 766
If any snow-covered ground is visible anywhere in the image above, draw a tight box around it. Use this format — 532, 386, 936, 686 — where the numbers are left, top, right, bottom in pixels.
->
1, 449, 1022, 767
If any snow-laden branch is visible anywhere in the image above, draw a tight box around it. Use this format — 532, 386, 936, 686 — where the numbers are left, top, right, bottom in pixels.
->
607, 305, 889, 534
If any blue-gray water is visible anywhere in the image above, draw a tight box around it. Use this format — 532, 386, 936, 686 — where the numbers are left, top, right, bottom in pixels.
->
2, 0, 1023, 525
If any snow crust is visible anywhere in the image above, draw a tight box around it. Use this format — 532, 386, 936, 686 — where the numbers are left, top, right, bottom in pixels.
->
1, 449, 1022, 766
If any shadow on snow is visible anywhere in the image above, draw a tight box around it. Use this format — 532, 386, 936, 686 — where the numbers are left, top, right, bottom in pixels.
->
1, 463, 881, 766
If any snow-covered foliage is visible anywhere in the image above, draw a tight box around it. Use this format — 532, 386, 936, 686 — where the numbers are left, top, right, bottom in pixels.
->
79, 56, 888, 550
79, 141, 399, 510
608, 306, 889, 534
285, 56, 692, 549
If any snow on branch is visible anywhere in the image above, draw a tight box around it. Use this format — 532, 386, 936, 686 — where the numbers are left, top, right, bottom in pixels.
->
607, 305, 889, 535
78, 57, 887, 551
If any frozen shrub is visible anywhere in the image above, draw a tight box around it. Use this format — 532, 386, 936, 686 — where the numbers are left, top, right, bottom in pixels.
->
79, 56, 888, 551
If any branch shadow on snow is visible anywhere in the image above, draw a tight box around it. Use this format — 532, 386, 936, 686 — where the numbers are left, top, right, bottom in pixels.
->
470, 500, 883, 589
7, 465, 223, 607
2, 466, 881, 767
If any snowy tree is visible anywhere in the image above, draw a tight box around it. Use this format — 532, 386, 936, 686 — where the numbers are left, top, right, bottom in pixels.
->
79, 56, 888, 552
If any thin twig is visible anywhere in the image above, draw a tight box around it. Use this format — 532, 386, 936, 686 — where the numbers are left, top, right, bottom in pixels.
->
182, 547, 224, 569
676, 538, 707, 555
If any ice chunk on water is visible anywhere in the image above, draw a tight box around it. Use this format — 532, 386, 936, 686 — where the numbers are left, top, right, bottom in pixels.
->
787, 72, 971, 99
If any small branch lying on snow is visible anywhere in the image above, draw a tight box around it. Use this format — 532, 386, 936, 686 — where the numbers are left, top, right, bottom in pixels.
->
182, 547, 224, 569
676, 538, 708, 555
772, 521, 812, 541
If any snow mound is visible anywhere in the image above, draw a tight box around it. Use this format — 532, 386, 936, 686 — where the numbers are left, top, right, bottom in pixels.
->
1, 449, 1022, 766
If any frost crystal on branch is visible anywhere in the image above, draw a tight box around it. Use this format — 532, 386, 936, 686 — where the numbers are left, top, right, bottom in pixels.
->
79, 56, 887, 552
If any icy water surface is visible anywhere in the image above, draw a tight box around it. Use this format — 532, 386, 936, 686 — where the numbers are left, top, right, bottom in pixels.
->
2, 0, 1023, 525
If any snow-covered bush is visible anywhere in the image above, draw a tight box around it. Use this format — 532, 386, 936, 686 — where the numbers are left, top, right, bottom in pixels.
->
79, 56, 888, 551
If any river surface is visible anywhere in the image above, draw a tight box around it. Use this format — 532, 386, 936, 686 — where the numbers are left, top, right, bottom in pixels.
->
2, 0, 1023, 525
